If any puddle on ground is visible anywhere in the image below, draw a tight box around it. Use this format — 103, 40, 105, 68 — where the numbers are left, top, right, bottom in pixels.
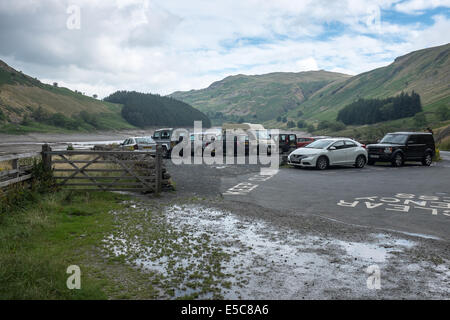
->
104, 203, 450, 299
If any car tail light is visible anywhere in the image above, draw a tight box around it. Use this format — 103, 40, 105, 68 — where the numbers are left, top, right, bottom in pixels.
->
361, 144, 366, 149
134, 144, 138, 150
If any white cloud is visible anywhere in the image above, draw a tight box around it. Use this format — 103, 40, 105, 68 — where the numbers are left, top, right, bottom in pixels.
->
394, 0, 450, 14
0, 0, 449, 98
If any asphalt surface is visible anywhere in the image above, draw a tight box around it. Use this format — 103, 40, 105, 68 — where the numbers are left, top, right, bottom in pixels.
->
167, 154, 450, 241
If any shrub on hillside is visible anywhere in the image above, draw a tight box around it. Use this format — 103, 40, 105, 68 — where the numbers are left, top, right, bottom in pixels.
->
436, 105, 450, 121
286, 120, 295, 128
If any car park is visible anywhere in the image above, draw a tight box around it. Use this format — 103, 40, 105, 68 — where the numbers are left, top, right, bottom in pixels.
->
288, 138, 368, 170
367, 132, 435, 167
120, 137, 156, 153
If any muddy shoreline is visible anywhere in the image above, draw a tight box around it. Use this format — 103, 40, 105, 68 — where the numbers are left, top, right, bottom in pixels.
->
0, 129, 155, 155
0, 129, 154, 144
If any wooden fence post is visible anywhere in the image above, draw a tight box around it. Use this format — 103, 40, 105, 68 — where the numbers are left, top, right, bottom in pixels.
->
11, 158, 19, 178
42, 144, 52, 173
155, 145, 162, 194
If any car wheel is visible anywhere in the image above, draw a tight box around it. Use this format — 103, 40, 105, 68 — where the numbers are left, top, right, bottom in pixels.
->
422, 152, 432, 166
355, 155, 366, 168
316, 156, 328, 170
392, 153, 403, 167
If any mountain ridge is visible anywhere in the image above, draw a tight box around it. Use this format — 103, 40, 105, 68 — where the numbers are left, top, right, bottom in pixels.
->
169, 43, 450, 125
169, 70, 351, 122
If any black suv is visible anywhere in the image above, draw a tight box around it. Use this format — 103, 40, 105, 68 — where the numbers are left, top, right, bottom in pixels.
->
367, 132, 435, 167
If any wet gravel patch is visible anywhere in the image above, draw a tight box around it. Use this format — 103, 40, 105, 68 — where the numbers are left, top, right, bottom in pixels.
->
103, 198, 450, 299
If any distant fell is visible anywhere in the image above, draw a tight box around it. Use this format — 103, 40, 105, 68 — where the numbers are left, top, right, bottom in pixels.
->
169, 70, 350, 122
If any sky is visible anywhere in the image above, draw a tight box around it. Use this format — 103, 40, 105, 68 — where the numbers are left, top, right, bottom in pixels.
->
0, 0, 449, 98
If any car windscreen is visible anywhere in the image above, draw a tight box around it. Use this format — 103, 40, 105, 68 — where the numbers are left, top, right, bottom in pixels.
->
252, 130, 269, 140
380, 134, 408, 144
304, 139, 333, 149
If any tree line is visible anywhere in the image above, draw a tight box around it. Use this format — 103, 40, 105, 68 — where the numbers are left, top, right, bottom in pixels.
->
337, 91, 422, 125
104, 91, 211, 128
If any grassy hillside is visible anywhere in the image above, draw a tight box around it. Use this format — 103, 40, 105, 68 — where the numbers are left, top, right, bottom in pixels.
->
169, 71, 350, 123
170, 43, 449, 133
287, 43, 450, 122
0, 60, 135, 133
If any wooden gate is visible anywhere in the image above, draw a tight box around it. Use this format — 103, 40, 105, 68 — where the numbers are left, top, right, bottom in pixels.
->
44, 146, 163, 193
0, 152, 40, 191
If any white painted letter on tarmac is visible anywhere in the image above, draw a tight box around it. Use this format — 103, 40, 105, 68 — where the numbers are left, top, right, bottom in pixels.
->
395, 193, 415, 199
337, 200, 359, 207
355, 196, 378, 201
404, 200, 427, 207
365, 202, 384, 209
414, 206, 438, 215
386, 204, 410, 213
419, 195, 439, 201
380, 197, 401, 203
430, 202, 450, 209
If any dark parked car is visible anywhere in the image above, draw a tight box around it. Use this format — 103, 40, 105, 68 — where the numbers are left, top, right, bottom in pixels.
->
367, 132, 435, 167
271, 133, 297, 153
152, 128, 187, 158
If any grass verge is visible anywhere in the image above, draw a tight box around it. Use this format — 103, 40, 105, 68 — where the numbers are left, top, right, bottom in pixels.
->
0, 190, 147, 299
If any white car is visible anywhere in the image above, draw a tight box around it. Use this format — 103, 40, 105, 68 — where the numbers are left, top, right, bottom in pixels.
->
288, 138, 368, 170
120, 137, 156, 153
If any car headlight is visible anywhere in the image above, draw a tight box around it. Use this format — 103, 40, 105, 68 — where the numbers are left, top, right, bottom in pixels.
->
384, 147, 393, 153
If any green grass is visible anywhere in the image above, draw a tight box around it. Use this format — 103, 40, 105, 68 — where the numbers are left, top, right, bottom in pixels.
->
307, 110, 450, 143
0, 69, 15, 86
0, 121, 79, 134
170, 71, 348, 122
287, 44, 450, 122
0, 62, 137, 134
0, 112, 136, 135
0, 190, 137, 299
437, 136, 450, 151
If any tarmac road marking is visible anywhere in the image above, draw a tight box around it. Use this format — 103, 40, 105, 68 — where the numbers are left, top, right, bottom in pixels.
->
223, 182, 259, 195
223, 169, 278, 196
337, 193, 450, 217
